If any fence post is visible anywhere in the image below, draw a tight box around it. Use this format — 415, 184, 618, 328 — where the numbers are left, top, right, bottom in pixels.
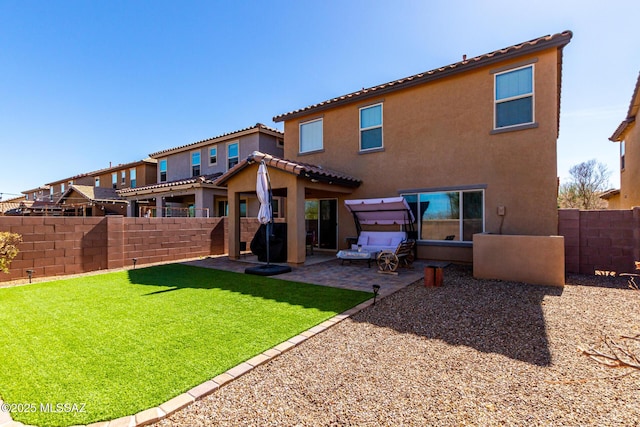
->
106, 216, 124, 270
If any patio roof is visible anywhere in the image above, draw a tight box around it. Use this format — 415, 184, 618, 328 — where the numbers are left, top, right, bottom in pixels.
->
58, 185, 127, 205
215, 151, 361, 188
117, 173, 223, 196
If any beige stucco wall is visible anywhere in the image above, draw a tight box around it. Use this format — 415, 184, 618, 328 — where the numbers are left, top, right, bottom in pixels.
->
619, 122, 639, 208
473, 233, 565, 286
282, 49, 562, 262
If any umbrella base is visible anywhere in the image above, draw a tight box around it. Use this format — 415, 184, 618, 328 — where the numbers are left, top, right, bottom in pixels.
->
245, 264, 292, 276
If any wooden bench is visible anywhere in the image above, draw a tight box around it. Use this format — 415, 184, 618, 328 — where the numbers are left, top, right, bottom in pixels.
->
376, 240, 415, 274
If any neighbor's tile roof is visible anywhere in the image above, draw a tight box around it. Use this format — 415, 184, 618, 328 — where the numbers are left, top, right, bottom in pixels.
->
62, 185, 126, 203
117, 173, 223, 195
149, 123, 284, 158
46, 158, 157, 186
215, 151, 361, 188
610, 71, 640, 142
274, 31, 573, 122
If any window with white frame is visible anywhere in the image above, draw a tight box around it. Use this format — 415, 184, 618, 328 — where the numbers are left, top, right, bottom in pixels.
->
159, 159, 167, 182
49, 187, 54, 201
60, 183, 65, 193
130, 168, 137, 188
228, 142, 239, 169
360, 103, 383, 151
494, 65, 534, 129
299, 118, 323, 153
192, 151, 201, 176
402, 189, 484, 242
121, 170, 126, 185
621, 140, 626, 171
111, 173, 117, 189
209, 146, 217, 165
95, 177, 100, 187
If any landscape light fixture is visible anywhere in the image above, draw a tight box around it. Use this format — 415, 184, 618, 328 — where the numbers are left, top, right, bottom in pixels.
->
26, 269, 34, 283
372, 284, 380, 305
132, 258, 138, 269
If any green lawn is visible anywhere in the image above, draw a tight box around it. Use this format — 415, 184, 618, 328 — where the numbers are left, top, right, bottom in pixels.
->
0, 264, 371, 427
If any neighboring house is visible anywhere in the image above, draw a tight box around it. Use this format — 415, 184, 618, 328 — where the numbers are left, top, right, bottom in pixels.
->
119, 123, 284, 217
89, 158, 157, 192
607, 71, 640, 209
56, 185, 128, 216
47, 174, 94, 203
218, 31, 573, 264
21, 185, 51, 203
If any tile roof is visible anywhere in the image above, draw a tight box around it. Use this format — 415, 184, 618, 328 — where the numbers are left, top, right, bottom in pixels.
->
59, 185, 126, 204
609, 71, 640, 142
149, 123, 284, 158
116, 173, 223, 195
273, 31, 573, 122
46, 158, 158, 186
215, 151, 361, 188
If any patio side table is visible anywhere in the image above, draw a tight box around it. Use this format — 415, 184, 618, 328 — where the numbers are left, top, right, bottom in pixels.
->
336, 249, 379, 268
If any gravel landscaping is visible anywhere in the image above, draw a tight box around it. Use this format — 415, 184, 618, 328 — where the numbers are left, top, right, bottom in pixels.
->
155, 264, 640, 426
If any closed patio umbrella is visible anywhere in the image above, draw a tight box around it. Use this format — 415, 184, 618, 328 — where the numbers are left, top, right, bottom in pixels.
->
256, 161, 272, 265
245, 160, 291, 276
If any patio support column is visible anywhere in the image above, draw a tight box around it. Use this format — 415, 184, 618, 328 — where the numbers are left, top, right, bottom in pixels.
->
286, 182, 306, 265
228, 190, 241, 260
155, 197, 163, 217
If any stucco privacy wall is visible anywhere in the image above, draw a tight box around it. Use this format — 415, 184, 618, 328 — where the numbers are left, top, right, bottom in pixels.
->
473, 233, 565, 287
0, 216, 241, 283
558, 208, 640, 275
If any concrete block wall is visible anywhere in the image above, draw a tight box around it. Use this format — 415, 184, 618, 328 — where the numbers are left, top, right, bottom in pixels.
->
0, 216, 228, 283
558, 208, 640, 274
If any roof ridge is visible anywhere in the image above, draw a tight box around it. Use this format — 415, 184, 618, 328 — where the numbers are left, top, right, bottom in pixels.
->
149, 123, 284, 158
273, 31, 572, 122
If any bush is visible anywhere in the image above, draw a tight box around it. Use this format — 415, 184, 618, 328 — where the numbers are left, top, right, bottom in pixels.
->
0, 232, 22, 273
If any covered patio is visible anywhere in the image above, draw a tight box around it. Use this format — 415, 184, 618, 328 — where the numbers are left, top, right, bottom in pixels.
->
215, 151, 362, 265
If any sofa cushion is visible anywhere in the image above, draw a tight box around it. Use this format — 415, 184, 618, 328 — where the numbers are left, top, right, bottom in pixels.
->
357, 235, 369, 246
390, 236, 404, 247
368, 235, 392, 246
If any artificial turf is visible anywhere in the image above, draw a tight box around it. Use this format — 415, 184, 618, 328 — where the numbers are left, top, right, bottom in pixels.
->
0, 263, 371, 427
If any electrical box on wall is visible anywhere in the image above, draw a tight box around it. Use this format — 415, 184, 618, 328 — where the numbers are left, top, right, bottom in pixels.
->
497, 206, 506, 216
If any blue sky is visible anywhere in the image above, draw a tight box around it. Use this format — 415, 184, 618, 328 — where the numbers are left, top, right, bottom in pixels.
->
1, 0, 638, 199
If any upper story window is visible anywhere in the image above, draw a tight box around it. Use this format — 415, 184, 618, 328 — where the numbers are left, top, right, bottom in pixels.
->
130, 168, 137, 188
49, 187, 54, 201
95, 177, 100, 187
111, 173, 117, 189
159, 159, 167, 182
621, 140, 626, 171
209, 146, 217, 165
191, 151, 201, 177
403, 189, 484, 243
121, 170, 126, 185
494, 65, 534, 129
299, 118, 323, 154
228, 142, 239, 169
360, 103, 383, 151
68, 180, 73, 186
60, 183, 65, 193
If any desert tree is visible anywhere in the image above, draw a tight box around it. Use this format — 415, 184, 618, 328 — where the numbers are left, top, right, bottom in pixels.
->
558, 159, 611, 209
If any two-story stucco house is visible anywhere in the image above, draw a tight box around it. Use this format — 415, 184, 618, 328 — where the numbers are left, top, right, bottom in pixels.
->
218, 31, 572, 265
49, 159, 157, 216
118, 123, 284, 217
606, 71, 640, 209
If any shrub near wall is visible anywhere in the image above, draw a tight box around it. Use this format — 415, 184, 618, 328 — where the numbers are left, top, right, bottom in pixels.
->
0, 216, 226, 283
